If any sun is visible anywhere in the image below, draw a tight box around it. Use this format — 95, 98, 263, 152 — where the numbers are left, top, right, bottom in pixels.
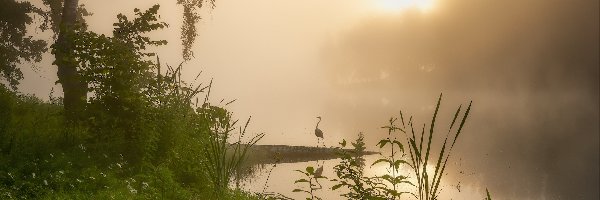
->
375, 0, 436, 13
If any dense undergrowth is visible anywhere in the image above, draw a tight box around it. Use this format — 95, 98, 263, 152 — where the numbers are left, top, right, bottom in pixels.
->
0, 5, 259, 200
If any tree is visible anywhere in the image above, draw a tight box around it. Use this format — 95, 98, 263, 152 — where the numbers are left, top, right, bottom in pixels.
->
53, 0, 88, 121
2, 0, 214, 121
0, 0, 47, 90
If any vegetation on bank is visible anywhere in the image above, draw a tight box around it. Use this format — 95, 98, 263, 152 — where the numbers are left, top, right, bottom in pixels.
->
0, 5, 259, 200
273, 95, 492, 200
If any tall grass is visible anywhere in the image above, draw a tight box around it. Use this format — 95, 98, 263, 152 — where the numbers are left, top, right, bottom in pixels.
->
200, 112, 264, 196
399, 93, 472, 200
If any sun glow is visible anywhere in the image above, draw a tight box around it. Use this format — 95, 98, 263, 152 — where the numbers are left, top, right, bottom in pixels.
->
375, 0, 436, 13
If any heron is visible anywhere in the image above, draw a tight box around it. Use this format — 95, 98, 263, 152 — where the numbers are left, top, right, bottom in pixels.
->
315, 116, 324, 147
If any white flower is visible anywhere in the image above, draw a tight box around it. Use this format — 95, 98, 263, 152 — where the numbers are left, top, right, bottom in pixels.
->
32, 173, 36, 179
116, 163, 122, 168
44, 180, 48, 185
127, 184, 137, 194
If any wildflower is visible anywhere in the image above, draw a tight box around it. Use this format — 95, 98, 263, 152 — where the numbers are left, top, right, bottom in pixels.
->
32, 173, 36, 179
59, 170, 64, 174
50, 153, 54, 158
44, 180, 48, 185
142, 182, 149, 189
127, 184, 137, 194
76, 178, 82, 183
100, 172, 106, 177
7, 172, 13, 179
116, 163, 122, 168
89, 176, 95, 180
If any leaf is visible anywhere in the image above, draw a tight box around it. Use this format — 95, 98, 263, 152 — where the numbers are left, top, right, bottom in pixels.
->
377, 139, 390, 148
292, 189, 304, 193
394, 160, 409, 170
306, 166, 314, 174
295, 179, 309, 183
392, 140, 404, 152
371, 158, 392, 167
294, 169, 308, 176
339, 139, 347, 147
332, 184, 343, 190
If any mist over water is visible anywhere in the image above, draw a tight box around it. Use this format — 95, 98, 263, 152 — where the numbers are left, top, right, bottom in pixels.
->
317, 0, 599, 199
17, 0, 599, 199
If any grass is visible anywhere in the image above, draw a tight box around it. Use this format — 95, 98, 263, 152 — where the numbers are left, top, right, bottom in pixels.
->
401, 94, 472, 200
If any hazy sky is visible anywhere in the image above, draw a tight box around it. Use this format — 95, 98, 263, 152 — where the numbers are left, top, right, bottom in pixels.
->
18, 0, 599, 199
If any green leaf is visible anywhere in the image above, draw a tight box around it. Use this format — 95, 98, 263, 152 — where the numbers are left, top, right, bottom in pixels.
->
332, 184, 343, 190
306, 166, 314, 174
393, 160, 409, 170
377, 139, 390, 148
339, 139, 347, 147
371, 158, 392, 167
393, 140, 404, 152
295, 179, 309, 183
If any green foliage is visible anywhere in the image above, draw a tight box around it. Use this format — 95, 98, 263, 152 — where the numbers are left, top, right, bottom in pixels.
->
0, 4, 260, 200
200, 114, 264, 196
485, 188, 492, 200
331, 133, 385, 200
400, 94, 472, 200
292, 166, 327, 200
176, 0, 216, 61
0, 0, 48, 89
285, 94, 482, 200
41, 0, 92, 36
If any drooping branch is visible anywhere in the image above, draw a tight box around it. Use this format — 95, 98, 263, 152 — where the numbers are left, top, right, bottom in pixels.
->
176, 0, 216, 61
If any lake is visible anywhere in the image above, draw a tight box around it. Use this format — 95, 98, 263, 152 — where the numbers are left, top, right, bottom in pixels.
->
238, 154, 488, 200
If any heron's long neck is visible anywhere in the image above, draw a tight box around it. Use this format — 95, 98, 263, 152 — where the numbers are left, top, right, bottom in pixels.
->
316, 118, 321, 128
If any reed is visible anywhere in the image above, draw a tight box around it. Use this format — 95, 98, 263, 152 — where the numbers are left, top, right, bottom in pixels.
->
400, 93, 472, 200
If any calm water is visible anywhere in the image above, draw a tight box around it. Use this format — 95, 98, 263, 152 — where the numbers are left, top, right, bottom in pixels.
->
238, 155, 487, 200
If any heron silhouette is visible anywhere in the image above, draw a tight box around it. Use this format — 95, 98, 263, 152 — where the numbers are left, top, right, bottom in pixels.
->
315, 116, 324, 147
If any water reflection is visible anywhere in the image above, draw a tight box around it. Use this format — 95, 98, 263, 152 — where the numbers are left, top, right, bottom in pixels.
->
240, 155, 486, 199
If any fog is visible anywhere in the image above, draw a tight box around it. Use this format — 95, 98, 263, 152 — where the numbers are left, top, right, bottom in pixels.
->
17, 0, 598, 199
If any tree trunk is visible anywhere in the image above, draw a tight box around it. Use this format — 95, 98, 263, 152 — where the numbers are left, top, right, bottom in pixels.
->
55, 0, 86, 121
